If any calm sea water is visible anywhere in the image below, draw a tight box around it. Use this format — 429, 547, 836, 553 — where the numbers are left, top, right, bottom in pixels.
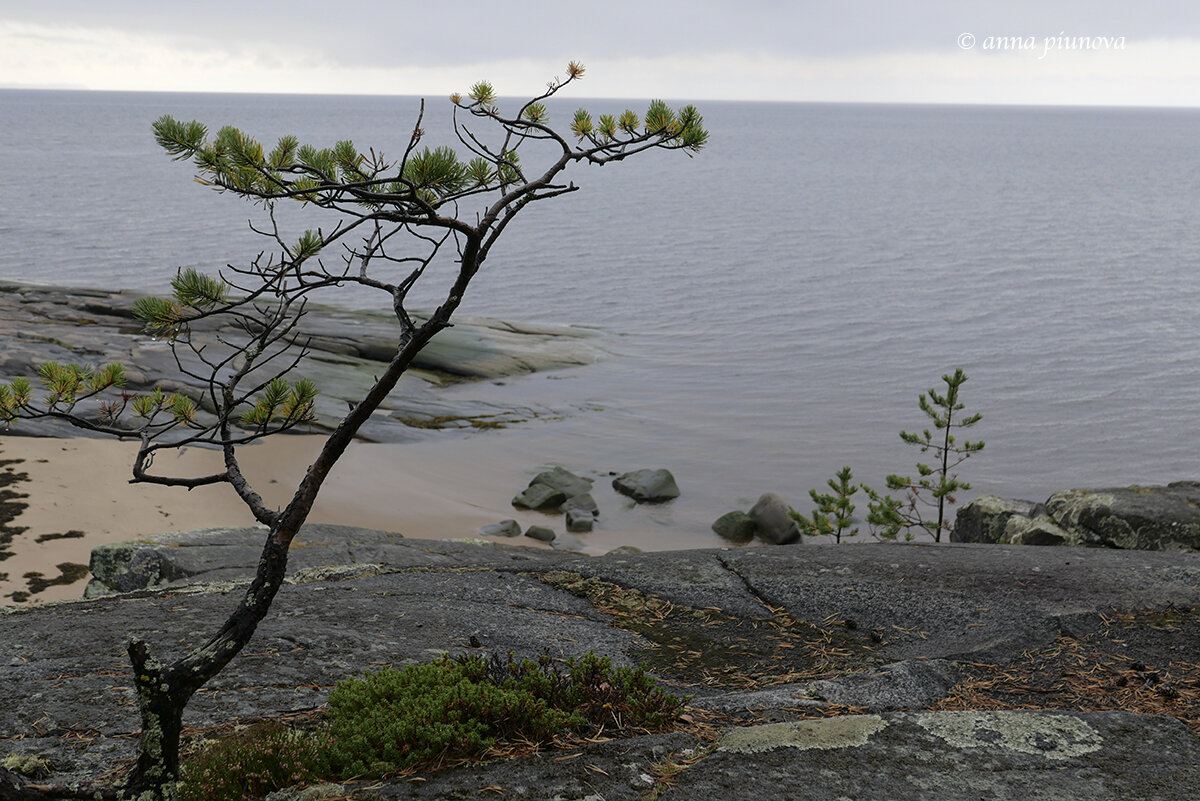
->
3, 89, 1200, 527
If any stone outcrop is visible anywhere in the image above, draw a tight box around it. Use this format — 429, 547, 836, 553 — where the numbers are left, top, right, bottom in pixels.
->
0, 281, 609, 442
951, 496, 1041, 543
954, 482, 1200, 551
5, 536, 1200, 799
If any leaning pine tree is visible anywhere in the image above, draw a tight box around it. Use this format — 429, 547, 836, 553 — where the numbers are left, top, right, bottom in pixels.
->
0, 64, 706, 800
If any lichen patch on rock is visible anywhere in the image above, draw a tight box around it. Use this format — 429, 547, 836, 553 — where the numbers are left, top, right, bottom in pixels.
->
913, 711, 1103, 759
717, 715, 888, 753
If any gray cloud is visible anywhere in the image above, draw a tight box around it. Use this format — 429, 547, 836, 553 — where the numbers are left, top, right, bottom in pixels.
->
8, 0, 1200, 69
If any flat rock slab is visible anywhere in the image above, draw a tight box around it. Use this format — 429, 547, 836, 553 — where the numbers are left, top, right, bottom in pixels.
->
0, 281, 608, 441
3, 538, 1200, 798
366, 711, 1200, 800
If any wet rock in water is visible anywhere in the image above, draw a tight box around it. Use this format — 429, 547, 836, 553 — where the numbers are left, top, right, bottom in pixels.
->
512, 483, 567, 511
612, 469, 680, 503
524, 525, 556, 543
562, 492, 599, 517
550, 532, 587, 552
605, 545, 643, 556
952, 496, 1040, 544
513, 466, 593, 510
565, 509, 594, 533
748, 493, 801, 545
532, 466, 594, 498
712, 511, 756, 544
480, 520, 522, 538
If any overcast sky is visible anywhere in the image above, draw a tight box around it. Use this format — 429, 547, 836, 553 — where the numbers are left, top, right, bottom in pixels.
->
2, 1, 1199, 106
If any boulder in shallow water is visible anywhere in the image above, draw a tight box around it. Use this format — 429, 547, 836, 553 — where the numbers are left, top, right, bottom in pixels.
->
565, 509, 594, 533
480, 520, 521, 538
524, 525, 556, 542
512, 483, 567, 511
513, 466, 593, 510
712, 511, 756, 544
550, 532, 587, 552
562, 492, 599, 516
612, 469, 680, 503
748, 493, 801, 545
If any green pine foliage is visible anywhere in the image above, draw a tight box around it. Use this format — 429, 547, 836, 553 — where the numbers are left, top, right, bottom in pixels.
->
568, 101, 706, 151
790, 466, 860, 542
874, 368, 985, 541
240, 378, 317, 427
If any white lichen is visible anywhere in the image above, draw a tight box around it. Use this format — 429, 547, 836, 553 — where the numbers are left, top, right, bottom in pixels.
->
717, 716, 888, 754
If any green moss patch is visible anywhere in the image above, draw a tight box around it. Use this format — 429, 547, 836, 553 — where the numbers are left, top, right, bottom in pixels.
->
537, 571, 880, 689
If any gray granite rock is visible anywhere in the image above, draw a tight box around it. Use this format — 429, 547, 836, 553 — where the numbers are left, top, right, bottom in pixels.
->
565, 509, 594, 532
524, 525, 556, 542
1044, 483, 1200, 551
952, 495, 1041, 544
511, 483, 567, 510
748, 492, 801, 545
801, 659, 961, 710
1006, 514, 1080, 546
0, 281, 610, 443
7, 539, 1200, 799
612, 468, 680, 503
956, 483, 1200, 552
562, 492, 599, 516
550, 532, 587, 552
513, 467, 593, 510
712, 510, 757, 544
529, 466, 594, 499
480, 519, 522, 538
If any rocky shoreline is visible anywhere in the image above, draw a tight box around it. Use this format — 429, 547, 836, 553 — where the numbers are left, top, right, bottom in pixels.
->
954, 482, 1200, 551
0, 280, 609, 442
3, 529, 1200, 799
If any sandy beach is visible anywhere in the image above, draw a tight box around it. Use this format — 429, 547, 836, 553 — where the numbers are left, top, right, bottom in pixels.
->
0, 432, 723, 605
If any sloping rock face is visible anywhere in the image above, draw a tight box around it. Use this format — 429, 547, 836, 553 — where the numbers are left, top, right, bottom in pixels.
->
4, 538, 1200, 799
955, 483, 1200, 551
0, 281, 608, 442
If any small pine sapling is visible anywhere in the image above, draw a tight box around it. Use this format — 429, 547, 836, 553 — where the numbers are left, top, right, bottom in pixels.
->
790, 466, 859, 542
878, 368, 984, 541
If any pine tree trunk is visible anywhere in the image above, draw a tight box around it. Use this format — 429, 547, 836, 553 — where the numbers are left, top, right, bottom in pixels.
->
120, 535, 294, 798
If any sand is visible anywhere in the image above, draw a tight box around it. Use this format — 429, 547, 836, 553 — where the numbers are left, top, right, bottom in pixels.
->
0, 432, 719, 605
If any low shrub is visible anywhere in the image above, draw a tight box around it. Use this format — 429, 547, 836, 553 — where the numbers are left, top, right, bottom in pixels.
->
178, 720, 331, 801
178, 651, 684, 799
